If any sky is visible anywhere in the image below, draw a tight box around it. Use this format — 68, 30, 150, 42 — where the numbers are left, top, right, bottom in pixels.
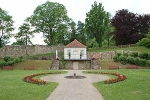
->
0, 0, 150, 45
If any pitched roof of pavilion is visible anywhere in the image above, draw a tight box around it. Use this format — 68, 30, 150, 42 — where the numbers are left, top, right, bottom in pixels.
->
65, 39, 86, 48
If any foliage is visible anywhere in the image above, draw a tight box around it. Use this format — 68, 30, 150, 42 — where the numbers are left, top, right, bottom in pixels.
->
129, 52, 138, 57
138, 52, 148, 60
137, 38, 150, 48
85, 1, 110, 47
134, 57, 147, 66
123, 53, 128, 57
3, 55, 12, 62
68, 20, 77, 42
116, 53, 121, 57
76, 21, 87, 45
86, 38, 99, 48
147, 60, 150, 67
126, 56, 135, 64
111, 9, 150, 45
0, 61, 7, 67
1, 56, 23, 67
119, 55, 127, 65
0, 7, 14, 47
28, 1, 69, 45
113, 55, 119, 62
14, 22, 33, 45
61, 56, 66, 69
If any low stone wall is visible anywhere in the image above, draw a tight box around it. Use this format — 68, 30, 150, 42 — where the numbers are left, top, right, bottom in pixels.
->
0, 44, 64, 58
0, 44, 134, 60
87, 50, 134, 60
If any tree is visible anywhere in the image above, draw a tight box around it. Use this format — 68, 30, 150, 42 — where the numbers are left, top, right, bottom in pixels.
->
76, 21, 87, 45
111, 9, 150, 45
29, 1, 69, 45
14, 21, 33, 45
85, 1, 110, 47
0, 8, 14, 47
69, 20, 77, 42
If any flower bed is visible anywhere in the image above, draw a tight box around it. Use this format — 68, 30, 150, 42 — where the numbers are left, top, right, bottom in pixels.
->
87, 71, 126, 84
23, 72, 61, 85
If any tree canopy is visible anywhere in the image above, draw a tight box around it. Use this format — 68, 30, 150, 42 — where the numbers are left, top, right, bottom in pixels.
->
14, 22, 33, 45
111, 9, 150, 45
85, 1, 110, 47
28, 1, 69, 45
0, 8, 14, 47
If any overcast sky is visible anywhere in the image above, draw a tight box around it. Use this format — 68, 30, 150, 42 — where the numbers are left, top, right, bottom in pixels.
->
0, 0, 150, 45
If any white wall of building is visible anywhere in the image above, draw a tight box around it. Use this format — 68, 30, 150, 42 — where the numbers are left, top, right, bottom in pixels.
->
64, 48, 87, 59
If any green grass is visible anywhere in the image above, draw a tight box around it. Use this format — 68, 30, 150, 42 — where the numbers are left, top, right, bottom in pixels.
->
0, 70, 66, 100
91, 69, 150, 100
100, 59, 125, 69
88, 46, 150, 53
14, 60, 51, 70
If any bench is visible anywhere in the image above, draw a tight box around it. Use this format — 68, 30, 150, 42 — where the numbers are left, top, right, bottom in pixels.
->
2, 66, 14, 70
24, 66, 34, 70
126, 65, 138, 69
108, 66, 119, 70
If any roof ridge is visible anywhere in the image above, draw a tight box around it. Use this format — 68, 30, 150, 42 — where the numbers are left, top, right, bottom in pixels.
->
65, 39, 86, 48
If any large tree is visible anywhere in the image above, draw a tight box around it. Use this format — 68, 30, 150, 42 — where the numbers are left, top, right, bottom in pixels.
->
69, 20, 77, 42
85, 1, 110, 47
111, 9, 150, 45
29, 1, 69, 45
0, 8, 14, 47
76, 21, 87, 45
14, 22, 33, 45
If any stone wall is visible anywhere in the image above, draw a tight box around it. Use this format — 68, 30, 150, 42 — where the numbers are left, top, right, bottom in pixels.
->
0, 44, 134, 60
0, 44, 64, 58
87, 50, 134, 60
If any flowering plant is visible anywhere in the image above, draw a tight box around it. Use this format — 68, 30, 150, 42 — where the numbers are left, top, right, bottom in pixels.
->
23, 72, 61, 85
87, 71, 127, 84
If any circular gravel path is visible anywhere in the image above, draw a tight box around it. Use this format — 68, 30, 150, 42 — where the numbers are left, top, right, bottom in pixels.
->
41, 70, 109, 100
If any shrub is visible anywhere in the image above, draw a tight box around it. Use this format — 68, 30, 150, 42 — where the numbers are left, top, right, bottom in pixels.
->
130, 52, 138, 58
119, 55, 127, 65
140, 59, 147, 66
113, 55, 119, 62
137, 38, 150, 48
0, 61, 7, 67
134, 57, 141, 66
148, 53, 150, 60
7, 61, 15, 66
127, 56, 135, 64
123, 53, 128, 57
116, 53, 122, 57
18, 56, 23, 61
147, 60, 150, 67
138, 52, 148, 60
3, 56, 12, 62
14, 58, 20, 63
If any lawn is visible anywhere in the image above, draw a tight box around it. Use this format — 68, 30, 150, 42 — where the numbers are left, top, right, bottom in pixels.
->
14, 60, 51, 70
88, 46, 150, 53
91, 69, 150, 100
0, 70, 66, 100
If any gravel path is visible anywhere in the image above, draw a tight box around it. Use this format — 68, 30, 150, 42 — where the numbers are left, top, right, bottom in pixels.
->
41, 70, 109, 100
